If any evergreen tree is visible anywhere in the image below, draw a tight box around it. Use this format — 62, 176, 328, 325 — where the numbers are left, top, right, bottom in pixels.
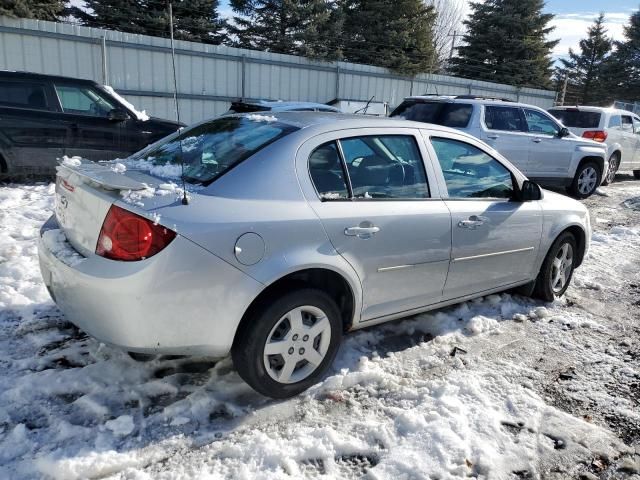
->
451, 0, 559, 88
0, 0, 65, 21
72, 0, 226, 44
340, 0, 437, 76
611, 9, 640, 102
298, 0, 344, 61
556, 14, 612, 105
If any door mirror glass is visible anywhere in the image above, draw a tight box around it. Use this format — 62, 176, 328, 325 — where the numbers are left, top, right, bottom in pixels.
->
108, 108, 129, 122
558, 127, 570, 138
519, 180, 542, 201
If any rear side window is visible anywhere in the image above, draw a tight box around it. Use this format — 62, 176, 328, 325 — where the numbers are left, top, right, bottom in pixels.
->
390, 101, 473, 128
310, 135, 429, 200
608, 115, 622, 128
548, 109, 601, 128
0, 81, 49, 110
484, 106, 526, 132
431, 137, 514, 199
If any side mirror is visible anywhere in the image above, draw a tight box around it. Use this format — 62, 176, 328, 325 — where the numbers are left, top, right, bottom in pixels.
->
558, 127, 570, 138
108, 108, 129, 122
518, 180, 542, 202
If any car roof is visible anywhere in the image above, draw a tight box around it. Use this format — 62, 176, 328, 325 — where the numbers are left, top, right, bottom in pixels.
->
548, 105, 631, 115
235, 100, 340, 112
0, 70, 100, 86
403, 95, 523, 106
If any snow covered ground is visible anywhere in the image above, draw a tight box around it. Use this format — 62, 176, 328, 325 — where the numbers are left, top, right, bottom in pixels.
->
0, 177, 639, 479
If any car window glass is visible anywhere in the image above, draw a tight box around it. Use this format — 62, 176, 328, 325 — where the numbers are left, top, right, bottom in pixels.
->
339, 135, 429, 199
0, 81, 49, 110
608, 115, 621, 128
484, 106, 526, 132
549, 109, 601, 128
308, 142, 349, 200
431, 137, 514, 199
55, 85, 116, 117
440, 104, 473, 128
390, 101, 441, 123
524, 109, 559, 135
621, 115, 633, 131
633, 117, 640, 134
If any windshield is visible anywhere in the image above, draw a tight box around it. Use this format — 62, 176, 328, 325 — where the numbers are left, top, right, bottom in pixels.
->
390, 101, 473, 128
548, 109, 601, 129
130, 116, 298, 185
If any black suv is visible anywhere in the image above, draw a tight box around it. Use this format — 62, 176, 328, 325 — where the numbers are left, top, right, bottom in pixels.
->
0, 71, 183, 178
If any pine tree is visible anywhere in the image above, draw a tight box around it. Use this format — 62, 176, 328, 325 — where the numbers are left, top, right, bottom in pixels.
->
72, 0, 226, 44
228, 0, 306, 54
556, 14, 612, 105
341, 0, 437, 76
0, 0, 65, 21
298, 0, 344, 61
451, 0, 559, 88
610, 9, 640, 102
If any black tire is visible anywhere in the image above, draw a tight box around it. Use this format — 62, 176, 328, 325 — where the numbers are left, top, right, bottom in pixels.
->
568, 161, 601, 199
532, 232, 577, 302
232, 288, 342, 399
634, 170, 640, 180
601, 153, 619, 186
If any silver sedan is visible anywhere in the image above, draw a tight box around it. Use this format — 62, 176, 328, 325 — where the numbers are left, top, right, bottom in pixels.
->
38, 113, 591, 398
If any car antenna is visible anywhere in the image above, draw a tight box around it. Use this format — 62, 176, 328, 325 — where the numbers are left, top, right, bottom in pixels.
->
168, 1, 189, 205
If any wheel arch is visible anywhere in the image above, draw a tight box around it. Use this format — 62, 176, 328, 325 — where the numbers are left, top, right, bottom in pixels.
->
577, 155, 605, 177
232, 267, 358, 349
559, 224, 587, 267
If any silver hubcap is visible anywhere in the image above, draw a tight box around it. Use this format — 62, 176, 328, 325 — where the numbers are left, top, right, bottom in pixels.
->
551, 243, 573, 294
263, 306, 332, 384
578, 167, 597, 194
606, 157, 618, 183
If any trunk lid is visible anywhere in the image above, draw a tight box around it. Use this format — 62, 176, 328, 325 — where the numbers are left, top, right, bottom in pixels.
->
54, 160, 186, 257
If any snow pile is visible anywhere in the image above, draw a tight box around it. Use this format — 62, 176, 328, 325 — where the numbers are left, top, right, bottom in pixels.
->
247, 113, 277, 123
41, 229, 85, 267
60, 156, 82, 167
110, 162, 127, 174
122, 158, 183, 180
102, 85, 150, 121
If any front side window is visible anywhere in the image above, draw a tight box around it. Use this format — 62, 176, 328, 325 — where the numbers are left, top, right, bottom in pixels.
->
524, 109, 559, 136
55, 84, 116, 117
431, 137, 514, 199
484, 106, 526, 132
622, 115, 634, 131
0, 81, 49, 110
309, 135, 429, 200
633, 117, 640, 134
130, 116, 299, 185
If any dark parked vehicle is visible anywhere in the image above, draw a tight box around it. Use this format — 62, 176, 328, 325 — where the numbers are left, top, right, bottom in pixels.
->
0, 71, 183, 178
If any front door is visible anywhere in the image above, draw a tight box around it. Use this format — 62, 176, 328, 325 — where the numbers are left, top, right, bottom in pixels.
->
427, 135, 543, 299
523, 108, 573, 178
298, 129, 452, 321
53, 83, 127, 161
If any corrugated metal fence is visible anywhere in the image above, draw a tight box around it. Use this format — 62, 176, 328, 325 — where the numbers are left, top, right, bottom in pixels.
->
0, 16, 556, 124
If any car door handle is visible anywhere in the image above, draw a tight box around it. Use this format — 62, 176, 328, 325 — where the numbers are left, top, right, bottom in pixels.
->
458, 215, 489, 229
532, 138, 542, 143
344, 225, 380, 238
487, 134, 499, 140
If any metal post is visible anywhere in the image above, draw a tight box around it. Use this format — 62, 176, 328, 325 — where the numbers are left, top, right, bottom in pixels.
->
335, 64, 340, 100
241, 55, 246, 101
101, 36, 108, 85
410, 78, 414, 96
559, 76, 569, 106
449, 30, 457, 60
168, 2, 180, 123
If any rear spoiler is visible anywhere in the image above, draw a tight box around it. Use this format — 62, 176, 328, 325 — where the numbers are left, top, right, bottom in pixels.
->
57, 161, 147, 191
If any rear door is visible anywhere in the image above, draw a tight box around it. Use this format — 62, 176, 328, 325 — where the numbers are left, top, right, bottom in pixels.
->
523, 108, 573, 178
0, 78, 69, 175
480, 105, 530, 172
426, 135, 542, 299
298, 128, 452, 321
53, 82, 128, 161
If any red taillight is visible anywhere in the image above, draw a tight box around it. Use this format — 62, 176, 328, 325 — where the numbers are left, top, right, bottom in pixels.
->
582, 130, 608, 142
96, 205, 176, 261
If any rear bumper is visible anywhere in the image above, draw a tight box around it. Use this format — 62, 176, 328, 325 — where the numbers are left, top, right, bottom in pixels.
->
37, 215, 263, 356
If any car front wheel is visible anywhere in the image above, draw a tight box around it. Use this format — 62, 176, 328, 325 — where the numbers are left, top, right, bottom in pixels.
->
533, 232, 577, 302
232, 288, 342, 399
601, 153, 619, 186
568, 161, 601, 198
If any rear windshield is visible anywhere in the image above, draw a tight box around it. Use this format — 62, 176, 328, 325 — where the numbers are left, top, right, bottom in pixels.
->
548, 109, 601, 128
130, 116, 298, 185
390, 101, 473, 128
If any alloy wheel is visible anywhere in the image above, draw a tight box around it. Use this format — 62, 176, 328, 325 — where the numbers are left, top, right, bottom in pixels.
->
605, 156, 619, 184
550, 243, 574, 294
263, 305, 332, 384
577, 166, 598, 195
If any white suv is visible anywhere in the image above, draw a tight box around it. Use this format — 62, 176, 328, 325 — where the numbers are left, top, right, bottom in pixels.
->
548, 106, 640, 184
390, 96, 608, 198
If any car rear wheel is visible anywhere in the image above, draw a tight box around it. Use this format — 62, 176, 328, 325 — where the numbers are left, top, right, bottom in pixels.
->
601, 153, 619, 186
232, 288, 342, 399
532, 232, 577, 302
569, 161, 601, 198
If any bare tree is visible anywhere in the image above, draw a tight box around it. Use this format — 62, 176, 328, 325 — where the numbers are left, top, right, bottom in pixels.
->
427, 0, 465, 70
